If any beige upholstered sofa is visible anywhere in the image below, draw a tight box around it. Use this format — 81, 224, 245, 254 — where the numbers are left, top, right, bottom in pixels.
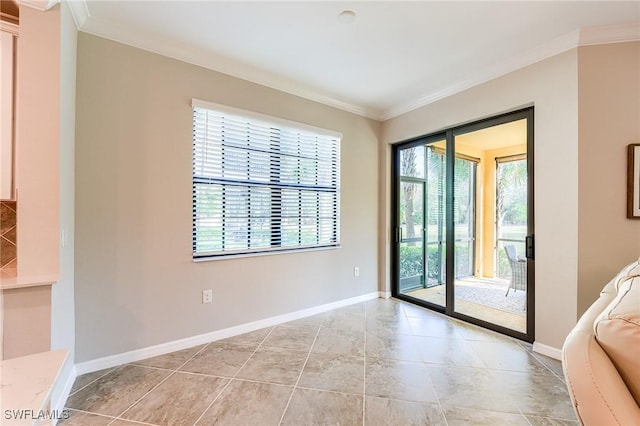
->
562, 257, 640, 425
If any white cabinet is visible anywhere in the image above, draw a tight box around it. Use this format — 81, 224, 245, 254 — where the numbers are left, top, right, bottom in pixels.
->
1, 29, 16, 200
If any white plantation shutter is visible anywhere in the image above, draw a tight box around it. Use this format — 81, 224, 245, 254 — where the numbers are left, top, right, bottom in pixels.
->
192, 100, 341, 258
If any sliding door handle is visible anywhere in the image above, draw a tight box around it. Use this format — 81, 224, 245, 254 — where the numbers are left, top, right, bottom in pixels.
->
525, 235, 535, 260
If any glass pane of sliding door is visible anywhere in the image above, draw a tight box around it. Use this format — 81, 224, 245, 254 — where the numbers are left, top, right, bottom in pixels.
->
452, 120, 529, 334
397, 140, 446, 308
425, 145, 446, 305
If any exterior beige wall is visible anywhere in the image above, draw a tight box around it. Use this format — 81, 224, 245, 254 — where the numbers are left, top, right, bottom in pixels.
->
75, 33, 380, 362
381, 50, 579, 350
577, 41, 640, 315
15, 5, 60, 277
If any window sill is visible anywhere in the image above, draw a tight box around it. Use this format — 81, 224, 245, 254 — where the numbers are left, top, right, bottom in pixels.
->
193, 245, 341, 262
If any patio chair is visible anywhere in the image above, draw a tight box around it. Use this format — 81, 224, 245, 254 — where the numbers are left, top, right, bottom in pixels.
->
504, 245, 527, 296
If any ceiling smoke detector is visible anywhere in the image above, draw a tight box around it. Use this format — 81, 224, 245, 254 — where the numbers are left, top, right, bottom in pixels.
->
337, 10, 356, 24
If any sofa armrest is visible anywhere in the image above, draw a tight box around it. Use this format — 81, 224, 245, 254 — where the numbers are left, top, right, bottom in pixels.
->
563, 331, 640, 425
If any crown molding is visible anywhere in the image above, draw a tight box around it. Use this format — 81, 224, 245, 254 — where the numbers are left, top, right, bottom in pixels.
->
17, 0, 59, 11
381, 29, 581, 120
66, 0, 89, 29
70, 7, 640, 122
78, 13, 382, 120
579, 22, 640, 46
382, 22, 639, 120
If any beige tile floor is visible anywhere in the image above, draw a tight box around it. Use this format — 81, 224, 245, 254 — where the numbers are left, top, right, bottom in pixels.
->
61, 298, 577, 426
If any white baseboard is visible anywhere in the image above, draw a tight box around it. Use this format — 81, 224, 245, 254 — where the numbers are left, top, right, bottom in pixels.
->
75, 291, 380, 375
378, 291, 391, 299
533, 341, 562, 360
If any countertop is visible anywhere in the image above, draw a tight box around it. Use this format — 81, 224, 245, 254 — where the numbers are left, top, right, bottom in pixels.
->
0, 349, 69, 425
0, 271, 58, 290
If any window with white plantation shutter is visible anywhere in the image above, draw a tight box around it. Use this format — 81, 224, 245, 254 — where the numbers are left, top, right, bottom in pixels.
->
192, 100, 341, 259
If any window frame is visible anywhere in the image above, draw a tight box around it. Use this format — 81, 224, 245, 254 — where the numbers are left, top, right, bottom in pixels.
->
191, 99, 342, 260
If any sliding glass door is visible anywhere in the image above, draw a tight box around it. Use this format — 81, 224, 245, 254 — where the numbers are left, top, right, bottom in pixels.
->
392, 108, 534, 342
397, 138, 447, 307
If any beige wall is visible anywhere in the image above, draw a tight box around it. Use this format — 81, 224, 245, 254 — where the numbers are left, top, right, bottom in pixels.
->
577, 41, 640, 315
377, 140, 390, 295
381, 50, 579, 350
75, 33, 380, 362
15, 5, 60, 277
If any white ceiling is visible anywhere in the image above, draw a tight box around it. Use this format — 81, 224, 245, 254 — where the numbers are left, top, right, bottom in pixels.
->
71, 1, 640, 120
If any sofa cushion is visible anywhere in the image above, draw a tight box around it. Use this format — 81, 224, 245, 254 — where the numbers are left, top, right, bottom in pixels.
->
593, 260, 640, 405
599, 257, 640, 297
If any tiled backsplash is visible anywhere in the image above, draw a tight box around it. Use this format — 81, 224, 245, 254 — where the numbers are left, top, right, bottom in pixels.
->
1, 201, 17, 273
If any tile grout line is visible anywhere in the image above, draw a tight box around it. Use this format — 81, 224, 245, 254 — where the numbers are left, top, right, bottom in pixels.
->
529, 350, 566, 382
67, 366, 123, 399
190, 326, 278, 426
188, 378, 230, 425
63, 408, 118, 422
429, 346, 450, 425
126, 364, 177, 373
518, 406, 534, 425
106, 343, 214, 425
108, 368, 178, 425
402, 303, 450, 426
277, 324, 323, 426
100, 364, 371, 399
109, 417, 158, 426
113, 328, 277, 425
294, 385, 366, 399
173, 341, 212, 372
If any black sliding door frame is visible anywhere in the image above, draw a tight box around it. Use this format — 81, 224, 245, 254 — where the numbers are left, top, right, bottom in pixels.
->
391, 107, 535, 343
392, 133, 447, 309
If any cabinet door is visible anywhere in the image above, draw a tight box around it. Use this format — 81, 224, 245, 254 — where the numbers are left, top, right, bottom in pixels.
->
1, 30, 15, 200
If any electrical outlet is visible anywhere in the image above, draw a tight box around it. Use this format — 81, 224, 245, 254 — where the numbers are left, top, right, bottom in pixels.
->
202, 289, 213, 304
61, 229, 68, 248
354, 267, 360, 277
